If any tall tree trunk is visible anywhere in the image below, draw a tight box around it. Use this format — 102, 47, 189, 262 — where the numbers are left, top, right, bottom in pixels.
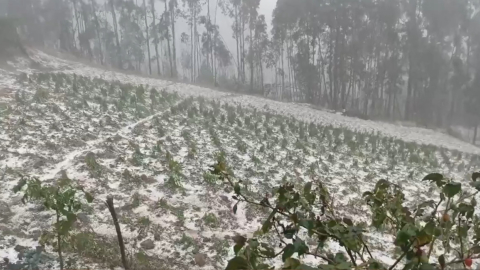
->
194, 7, 198, 81
281, 42, 285, 100
249, 25, 254, 93
474, 122, 478, 145
240, 5, 245, 83
80, 2, 94, 60
72, 0, 81, 50
260, 52, 264, 94
143, 0, 152, 75
170, 0, 178, 77
150, 0, 161, 75
190, 10, 194, 82
109, 0, 122, 68
213, 0, 220, 85
405, 0, 418, 121
235, 6, 240, 81
165, 0, 173, 77
90, 0, 104, 65
328, 27, 334, 108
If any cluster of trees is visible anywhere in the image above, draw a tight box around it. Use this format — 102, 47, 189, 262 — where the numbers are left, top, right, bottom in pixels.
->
1, 0, 233, 83
4, 0, 480, 131
268, 0, 480, 129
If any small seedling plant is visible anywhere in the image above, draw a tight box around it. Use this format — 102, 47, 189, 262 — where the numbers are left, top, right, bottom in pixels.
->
13, 176, 94, 270
211, 158, 480, 270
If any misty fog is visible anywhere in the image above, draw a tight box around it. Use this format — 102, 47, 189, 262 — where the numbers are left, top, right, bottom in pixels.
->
2, 1, 480, 270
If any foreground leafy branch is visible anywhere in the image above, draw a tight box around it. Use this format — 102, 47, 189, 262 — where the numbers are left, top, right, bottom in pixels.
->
13, 174, 93, 270
210, 158, 480, 270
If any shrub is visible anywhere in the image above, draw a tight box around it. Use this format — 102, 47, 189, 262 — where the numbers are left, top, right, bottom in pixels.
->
212, 157, 480, 270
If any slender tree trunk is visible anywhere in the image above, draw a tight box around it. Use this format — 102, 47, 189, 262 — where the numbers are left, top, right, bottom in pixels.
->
194, 7, 198, 81
214, 0, 219, 85
190, 10, 194, 82
235, 6, 240, 81
249, 25, 254, 93
143, 0, 152, 75
109, 0, 122, 68
242, 18, 246, 83
170, 0, 178, 77
165, 0, 173, 77
328, 28, 334, 108
405, 0, 417, 121
260, 52, 264, 94
474, 122, 478, 145
150, 0, 161, 75
207, 0, 211, 69
72, 0, 81, 50
80, 3, 94, 60
281, 42, 285, 100
90, 0, 104, 65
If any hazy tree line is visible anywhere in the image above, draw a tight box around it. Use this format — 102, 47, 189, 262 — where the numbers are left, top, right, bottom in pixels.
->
4, 0, 480, 135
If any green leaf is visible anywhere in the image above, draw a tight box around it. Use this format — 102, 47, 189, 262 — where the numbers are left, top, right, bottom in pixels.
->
66, 212, 77, 222
472, 181, 480, 191
299, 219, 314, 235
84, 192, 94, 203
374, 179, 390, 191
334, 252, 348, 263
304, 182, 312, 195
58, 219, 74, 235
259, 244, 275, 258
234, 183, 241, 195
458, 203, 474, 216
282, 244, 295, 262
293, 237, 309, 257
423, 173, 443, 182
233, 244, 243, 255
342, 217, 353, 226
423, 221, 436, 236
438, 255, 446, 268
12, 178, 27, 193
423, 173, 446, 187
261, 210, 276, 234
225, 256, 249, 270
233, 203, 238, 214
284, 258, 301, 269
395, 224, 417, 246
284, 227, 296, 239
367, 260, 385, 270
472, 172, 480, 182
335, 262, 353, 270
362, 191, 373, 198
443, 182, 461, 198
470, 246, 480, 254
419, 263, 435, 270
232, 235, 247, 246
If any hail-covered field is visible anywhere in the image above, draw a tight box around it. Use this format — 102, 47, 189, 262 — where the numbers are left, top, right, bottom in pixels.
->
1, 51, 480, 269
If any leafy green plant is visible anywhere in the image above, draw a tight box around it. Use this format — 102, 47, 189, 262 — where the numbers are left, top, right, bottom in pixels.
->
203, 213, 220, 228
213, 157, 480, 270
13, 176, 93, 270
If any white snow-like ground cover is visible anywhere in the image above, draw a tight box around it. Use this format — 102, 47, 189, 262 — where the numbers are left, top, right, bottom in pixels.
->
0, 50, 479, 270
27, 49, 480, 155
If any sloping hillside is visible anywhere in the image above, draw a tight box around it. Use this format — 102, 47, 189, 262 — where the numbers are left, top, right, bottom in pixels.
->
0, 51, 479, 269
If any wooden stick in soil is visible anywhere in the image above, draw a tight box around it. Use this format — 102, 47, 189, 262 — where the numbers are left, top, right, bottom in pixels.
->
106, 195, 129, 270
